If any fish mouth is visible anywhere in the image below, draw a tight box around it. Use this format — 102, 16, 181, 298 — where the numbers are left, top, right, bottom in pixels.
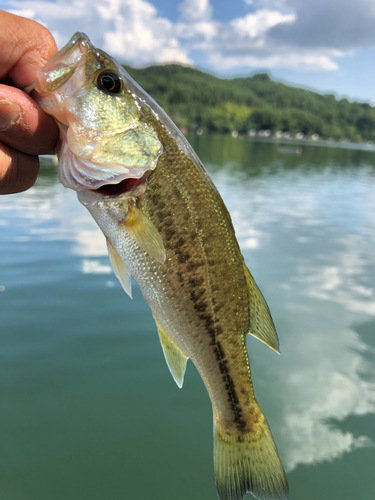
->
95, 176, 143, 197
27, 32, 91, 110
77, 173, 149, 207
89, 170, 152, 198
30, 31, 162, 196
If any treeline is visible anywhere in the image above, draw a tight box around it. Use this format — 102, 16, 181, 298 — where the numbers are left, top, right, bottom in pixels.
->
124, 64, 375, 142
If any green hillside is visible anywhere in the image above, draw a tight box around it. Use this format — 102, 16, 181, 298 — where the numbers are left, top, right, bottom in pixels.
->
124, 64, 375, 142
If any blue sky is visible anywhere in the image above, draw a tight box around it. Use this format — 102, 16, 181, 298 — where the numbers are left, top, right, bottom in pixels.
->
2, 0, 375, 103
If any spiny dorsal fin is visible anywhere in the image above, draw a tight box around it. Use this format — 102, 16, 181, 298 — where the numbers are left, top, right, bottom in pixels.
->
124, 205, 166, 264
154, 317, 188, 388
244, 263, 280, 353
106, 238, 132, 298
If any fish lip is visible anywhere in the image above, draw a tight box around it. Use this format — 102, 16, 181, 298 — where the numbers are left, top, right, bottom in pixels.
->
77, 188, 102, 207
27, 32, 91, 96
39, 32, 92, 77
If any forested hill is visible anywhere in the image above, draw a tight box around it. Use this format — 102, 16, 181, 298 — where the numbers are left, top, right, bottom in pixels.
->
124, 64, 375, 142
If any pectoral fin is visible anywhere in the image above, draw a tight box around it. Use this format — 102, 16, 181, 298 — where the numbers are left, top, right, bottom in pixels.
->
106, 238, 132, 298
244, 263, 280, 353
124, 205, 166, 264
154, 317, 188, 388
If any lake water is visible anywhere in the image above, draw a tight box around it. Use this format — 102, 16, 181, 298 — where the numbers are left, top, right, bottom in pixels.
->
1, 135, 375, 500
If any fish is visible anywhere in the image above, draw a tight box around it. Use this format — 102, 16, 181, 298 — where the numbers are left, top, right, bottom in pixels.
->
31, 33, 289, 500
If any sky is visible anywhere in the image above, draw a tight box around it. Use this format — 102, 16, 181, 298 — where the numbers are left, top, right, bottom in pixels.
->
2, 0, 375, 104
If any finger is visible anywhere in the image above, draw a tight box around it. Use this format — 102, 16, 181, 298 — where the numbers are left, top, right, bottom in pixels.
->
0, 11, 58, 89
0, 141, 39, 195
0, 85, 59, 155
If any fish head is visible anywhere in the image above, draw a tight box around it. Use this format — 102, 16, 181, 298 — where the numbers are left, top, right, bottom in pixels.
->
32, 33, 163, 191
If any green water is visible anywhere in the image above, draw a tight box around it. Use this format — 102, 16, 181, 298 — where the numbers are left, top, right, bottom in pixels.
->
1, 136, 375, 500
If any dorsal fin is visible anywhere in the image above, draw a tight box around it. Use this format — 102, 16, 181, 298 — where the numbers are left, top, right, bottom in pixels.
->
154, 317, 189, 388
124, 205, 166, 264
106, 238, 132, 298
243, 263, 280, 353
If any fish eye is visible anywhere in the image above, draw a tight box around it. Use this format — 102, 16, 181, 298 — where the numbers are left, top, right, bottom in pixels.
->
96, 71, 123, 94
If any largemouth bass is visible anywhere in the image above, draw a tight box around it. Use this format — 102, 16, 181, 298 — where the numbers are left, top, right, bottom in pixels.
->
31, 33, 289, 500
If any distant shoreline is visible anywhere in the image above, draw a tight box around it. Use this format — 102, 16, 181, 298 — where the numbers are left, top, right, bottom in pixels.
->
125, 64, 375, 143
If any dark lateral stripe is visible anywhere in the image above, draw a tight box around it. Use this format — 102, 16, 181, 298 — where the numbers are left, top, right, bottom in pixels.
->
193, 299, 245, 428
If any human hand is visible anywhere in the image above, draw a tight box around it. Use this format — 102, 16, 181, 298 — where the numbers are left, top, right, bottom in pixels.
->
0, 10, 59, 194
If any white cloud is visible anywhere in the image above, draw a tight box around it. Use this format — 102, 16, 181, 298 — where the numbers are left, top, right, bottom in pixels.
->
207, 49, 340, 71
2, 153, 375, 475
8, 8, 35, 16
4, 0, 349, 71
98, 0, 192, 65
179, 0, 212, 21
9, 0, 89, 19
294, 234, 375, 315
6, 0, 192, 66
280, 335, 375, 471
81, 258, 112, 274
211, 163, 375, 472
231, 9, 295, 39
176, 19, 217, 41
253, 0, 375, 52
73, 229, 107, 257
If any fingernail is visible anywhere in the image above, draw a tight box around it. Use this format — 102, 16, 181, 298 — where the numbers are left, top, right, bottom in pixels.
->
0, 101, 22, 132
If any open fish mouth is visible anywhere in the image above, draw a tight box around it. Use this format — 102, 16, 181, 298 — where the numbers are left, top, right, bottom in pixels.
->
31, 32, 163, 194
80, 167, 154, 202
77, 173, 149, 209
94, 174, 148, 197
95, 176, 140, 196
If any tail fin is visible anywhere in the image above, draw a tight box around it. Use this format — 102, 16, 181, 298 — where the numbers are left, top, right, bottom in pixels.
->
214, 407, 289, 500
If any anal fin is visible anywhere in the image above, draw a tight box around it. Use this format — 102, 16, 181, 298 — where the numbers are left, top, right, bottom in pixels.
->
106, 238, 132, 298
154, 317, 188, 388
244, 263, 280, 353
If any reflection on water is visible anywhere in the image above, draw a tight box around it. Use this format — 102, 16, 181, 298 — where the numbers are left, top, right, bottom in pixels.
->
1, 139, 375, 499
200, 138, 375, 479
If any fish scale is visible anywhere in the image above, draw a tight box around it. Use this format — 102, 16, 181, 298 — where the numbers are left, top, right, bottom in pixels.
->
141, 132, 252, 415
32, 32, 289, 500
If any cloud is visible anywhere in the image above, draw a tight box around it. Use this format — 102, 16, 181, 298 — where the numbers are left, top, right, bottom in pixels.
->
257, 0, 375, 51
231, 9, 296, 39
294, 234, 375, 315
207, 46, 341, 71
193, 5, 343, 71
2, 152, 375, 475
2, 0, 350, 72
7, 0, 192, 66
179, 0, 212, 21
245, 290, 375, 471
211, 160, 375, 471
81, 259, 112, 274
277, 323, 375, 471
73, 229, 107, 257
98, 0, 193, 65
